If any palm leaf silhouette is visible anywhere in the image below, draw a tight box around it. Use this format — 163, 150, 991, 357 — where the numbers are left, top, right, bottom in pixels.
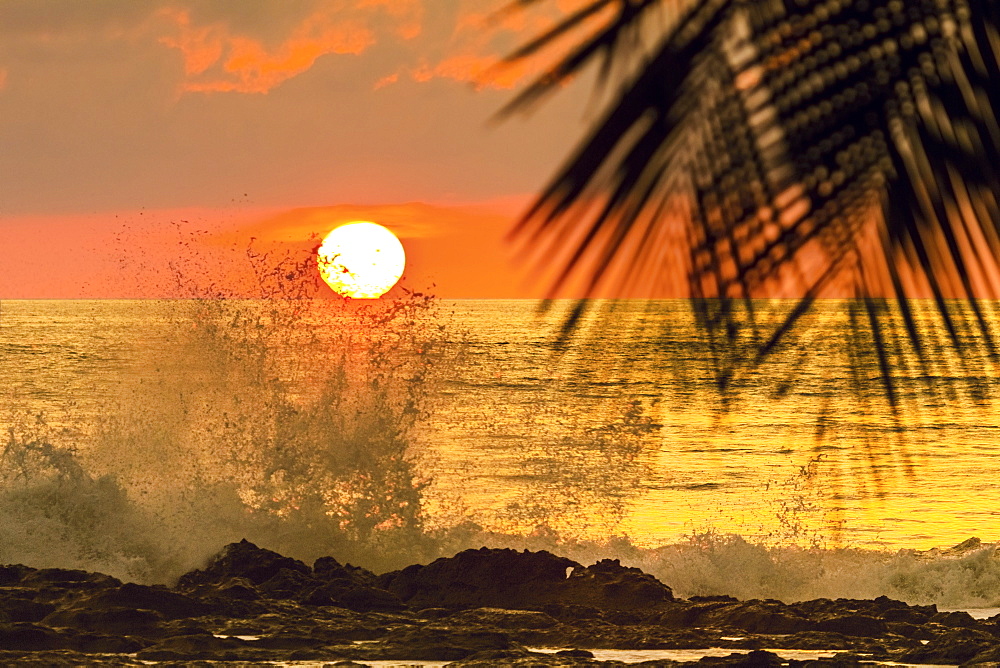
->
501, 0, 1000, 408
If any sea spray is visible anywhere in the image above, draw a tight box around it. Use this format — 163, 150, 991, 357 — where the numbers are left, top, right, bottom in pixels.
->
83, 293, 453, 576
641, 533, 1000, 608
5, 398, 1000, 609
0, 279, 458, 582
0, 414, 177, 580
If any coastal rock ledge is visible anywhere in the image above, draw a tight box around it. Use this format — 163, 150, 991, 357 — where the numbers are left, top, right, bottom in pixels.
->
0, 540, 996, 665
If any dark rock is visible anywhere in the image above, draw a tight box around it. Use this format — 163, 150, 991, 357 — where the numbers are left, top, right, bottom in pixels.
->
379, 547, 577, 610
379, 625, 519, 660
136, 633, 247, 661
177, 539, 310, 588
897, 627, 996, 664
0, 565, 34, 586
0, 546, 968, 666
380, 547, 672, 612
556, 648, 595, 657
161, 620, 213, 638
964, 643, 1000, 664
569, 558, 674, 610
790, 596, 910, 621
42, 606, 165, 637
930, 610, 977, 628
313, 556, 378, 586
249, 630, 320, 650
765, 631, 854, 650
533, 621, 714, 652
303, 581, 405, 612
216, 620, 262, 636
183, 583, 266, 619
604, 609, 646, 626
213, 612, 382, 645
335, 585, 404, 612
886, 621, 935, 641
0, 649, 141, 665
257, 567, 319, 600
19, 569, 120, 590
0, 593, 55, 623
71, 582, 208, 619
878, 605, 934, 624
416, 607, 451, 619
304, 620, 386, 644
739, 649, 785, 667
213, 578, 261, 601
690, 595, 739, 603
307, 555, 403, 610
447, 607, 560, 630
704, 601, 811, 634
539, 603, 604, 622
814, 614, 886, 637
658, 602, 707, 627
243, 612, 288, 631
700, 649, 784, 666
871, 595, 909, 611
74, 632, 145, 653
0, 623, 71, 651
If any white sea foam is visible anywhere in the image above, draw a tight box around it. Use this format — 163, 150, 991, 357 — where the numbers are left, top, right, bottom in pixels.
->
635, 534, 1000, 607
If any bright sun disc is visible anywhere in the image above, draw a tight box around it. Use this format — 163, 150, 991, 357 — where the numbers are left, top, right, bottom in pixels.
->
317, 222, 405, 299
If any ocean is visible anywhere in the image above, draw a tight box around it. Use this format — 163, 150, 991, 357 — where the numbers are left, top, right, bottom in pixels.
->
2, 297, 1000, 609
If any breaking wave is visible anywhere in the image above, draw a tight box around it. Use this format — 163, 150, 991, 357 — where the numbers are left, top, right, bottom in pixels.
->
3, 410, 1000, 610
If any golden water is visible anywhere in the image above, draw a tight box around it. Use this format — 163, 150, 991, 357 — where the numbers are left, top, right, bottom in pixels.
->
1, 297, 1000, 604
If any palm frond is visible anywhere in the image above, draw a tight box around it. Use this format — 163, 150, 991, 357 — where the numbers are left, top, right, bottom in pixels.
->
505, 0, 1000, 399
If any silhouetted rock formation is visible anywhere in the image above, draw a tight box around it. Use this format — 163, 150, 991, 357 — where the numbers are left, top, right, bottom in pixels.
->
378, 547, 674, 612
177, 538, 311, 588
0, 539, 997, 665
176, 538, 404, 613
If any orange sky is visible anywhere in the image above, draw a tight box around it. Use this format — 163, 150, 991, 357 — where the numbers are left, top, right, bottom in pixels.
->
0, 1, 599, 299
0, 200, 543, 298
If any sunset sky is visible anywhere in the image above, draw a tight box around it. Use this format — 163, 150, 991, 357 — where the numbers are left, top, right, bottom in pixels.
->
0, 1, 598, 298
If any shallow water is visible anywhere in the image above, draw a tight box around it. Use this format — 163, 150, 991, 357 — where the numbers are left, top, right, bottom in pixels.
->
2, 298, 1000, 606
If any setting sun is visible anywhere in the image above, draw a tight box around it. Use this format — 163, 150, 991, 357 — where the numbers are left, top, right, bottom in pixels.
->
316, 221, 405, 299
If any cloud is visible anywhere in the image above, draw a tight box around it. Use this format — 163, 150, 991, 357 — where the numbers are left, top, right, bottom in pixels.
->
156, 5, 377, 94
373, 71, 400, 90
411, 53, 530, 90
151, 0, 429, 95
0, 1, 591, 97
0, 1, 427, 96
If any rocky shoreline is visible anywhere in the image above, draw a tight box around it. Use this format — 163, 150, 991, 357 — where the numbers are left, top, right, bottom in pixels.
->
0, 539, 997, 666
